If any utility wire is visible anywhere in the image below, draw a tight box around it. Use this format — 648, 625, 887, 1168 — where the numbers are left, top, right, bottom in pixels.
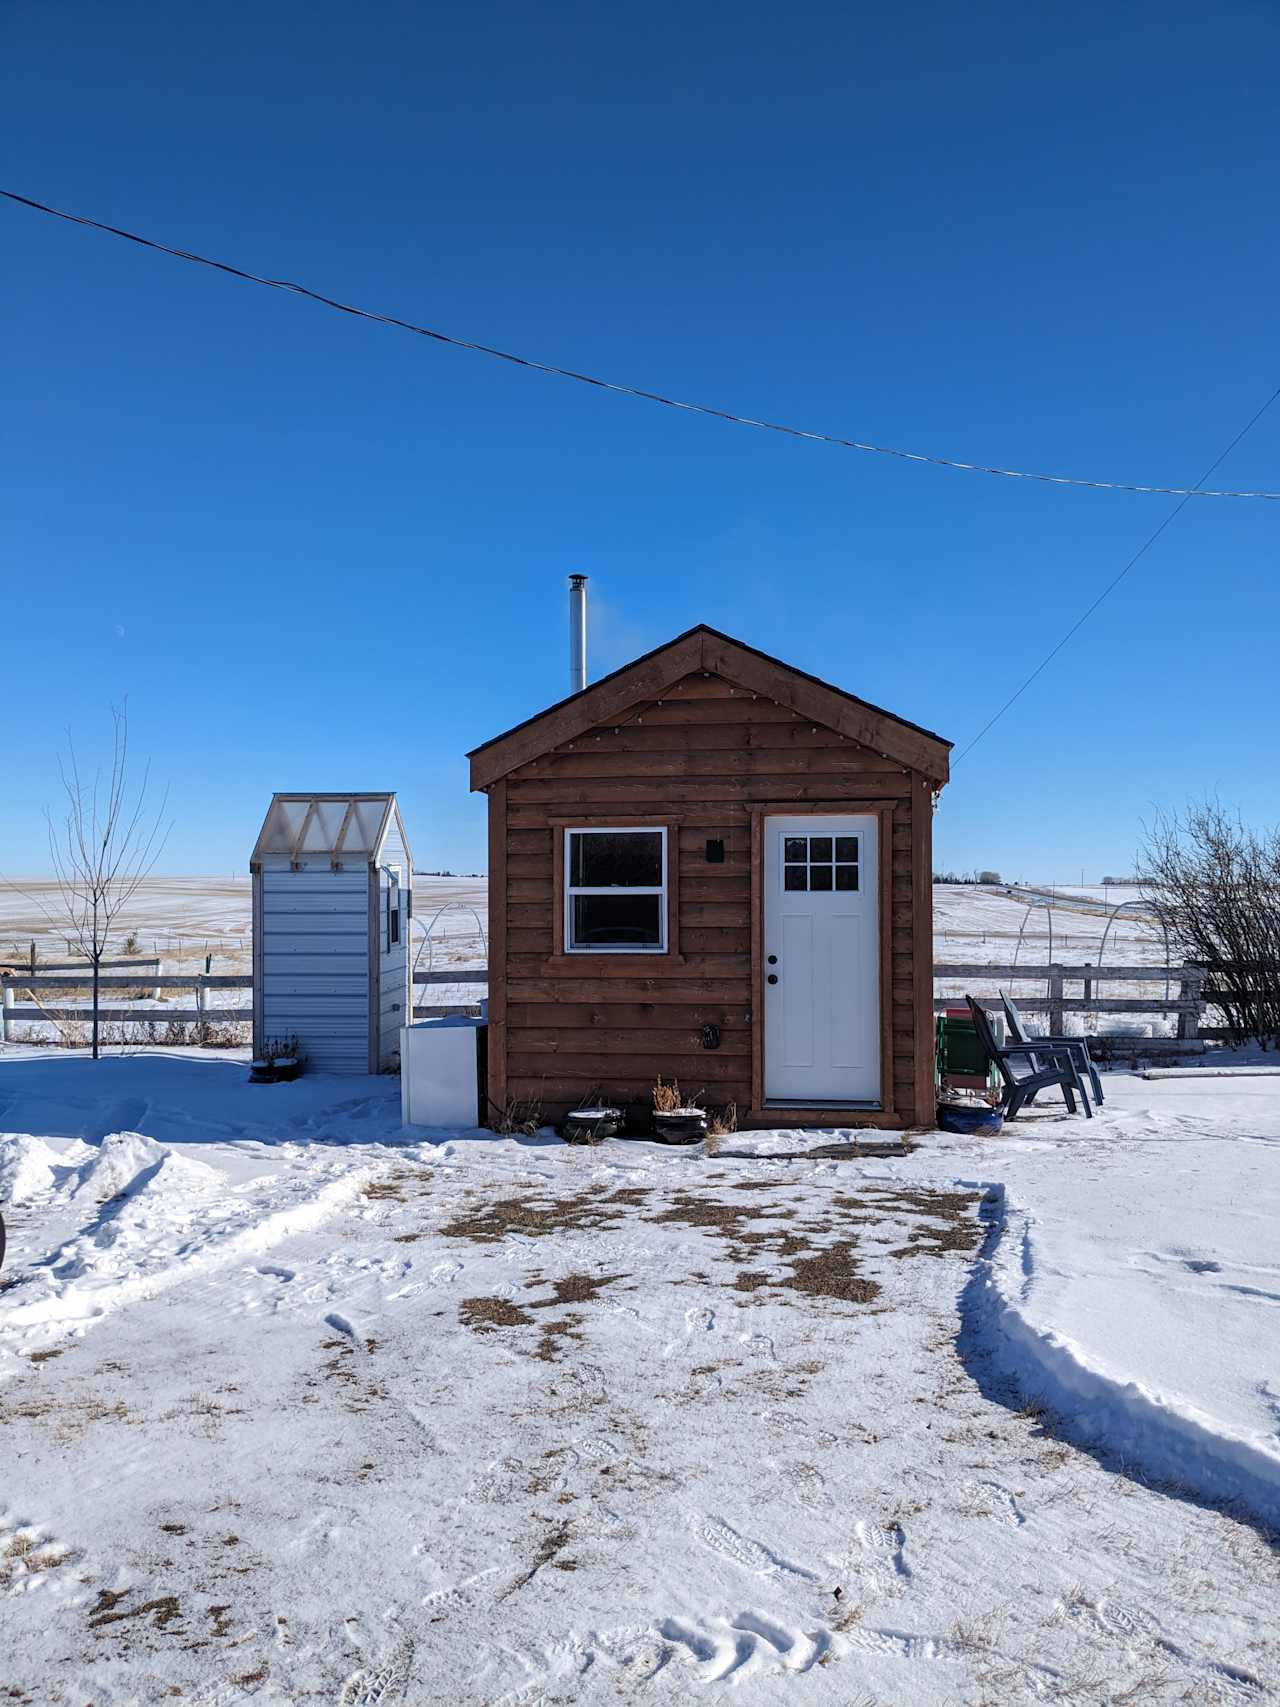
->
953, 382, 1280, 765
4, 186, 1280, 503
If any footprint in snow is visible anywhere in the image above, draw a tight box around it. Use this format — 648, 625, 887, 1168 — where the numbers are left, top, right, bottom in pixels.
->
694, 1516, 816, 1580
777, 1460, 832, 1511
968, 1479, 1026, 1527
337, 1635, 414, 1706
661, 1304, 715, 1358
658, 1613, 829, 1679
854, 1518, 910, 1579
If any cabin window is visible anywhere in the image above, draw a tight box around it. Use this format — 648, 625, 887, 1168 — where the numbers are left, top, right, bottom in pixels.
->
564, 828, 667, 953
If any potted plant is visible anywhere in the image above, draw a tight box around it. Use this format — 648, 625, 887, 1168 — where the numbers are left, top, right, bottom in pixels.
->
651, 1076, 707, 1144
936, 1079, 1003, 1135
250, 1035, 306, 1085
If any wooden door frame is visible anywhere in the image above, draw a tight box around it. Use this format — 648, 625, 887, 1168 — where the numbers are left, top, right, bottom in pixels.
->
748, 801, 895, 1127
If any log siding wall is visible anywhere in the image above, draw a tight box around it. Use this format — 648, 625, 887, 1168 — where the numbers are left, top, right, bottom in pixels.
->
485, 669, 932, 1129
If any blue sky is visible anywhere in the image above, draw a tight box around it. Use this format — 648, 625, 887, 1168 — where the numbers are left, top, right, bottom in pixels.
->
5, 0, 1278, 880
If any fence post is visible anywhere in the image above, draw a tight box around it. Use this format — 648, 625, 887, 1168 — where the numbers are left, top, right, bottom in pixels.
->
1081, 962, 1093, 1006
154, 960, 163, 1002
1, 983, 11, 1044
1178, 970, 1204, 1041
194, 979, 206, 1040
1048, 965, 1065, 1036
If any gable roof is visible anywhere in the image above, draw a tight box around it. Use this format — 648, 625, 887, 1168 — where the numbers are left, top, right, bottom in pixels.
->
250, 792, 411, 867
468, 625, 951, 789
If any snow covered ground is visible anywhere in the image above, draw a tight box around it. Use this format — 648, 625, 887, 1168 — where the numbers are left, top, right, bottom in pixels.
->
1, 1051, 1277, 1705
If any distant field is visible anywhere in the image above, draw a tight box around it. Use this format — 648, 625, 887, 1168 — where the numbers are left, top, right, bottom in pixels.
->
2, 874, 1160, 971
0, 875, 1182, 1044
0, 874, 488, 970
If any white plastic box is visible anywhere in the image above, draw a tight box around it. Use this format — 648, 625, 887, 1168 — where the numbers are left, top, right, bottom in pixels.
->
401, 1013, 486, 1128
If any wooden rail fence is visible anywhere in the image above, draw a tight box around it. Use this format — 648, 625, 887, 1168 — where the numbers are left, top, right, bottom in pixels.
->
0, 968, 488, 1041
934, 963, 1212, 1055
0, 962, 1267, 1054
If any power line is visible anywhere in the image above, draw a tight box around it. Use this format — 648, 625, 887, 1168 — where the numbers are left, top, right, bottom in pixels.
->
953, 382, 1280, 765
4, 185, 1279, 503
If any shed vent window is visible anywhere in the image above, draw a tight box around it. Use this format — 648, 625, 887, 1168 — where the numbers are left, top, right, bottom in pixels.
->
565, 828, 666, 953
386, 869, 402, 948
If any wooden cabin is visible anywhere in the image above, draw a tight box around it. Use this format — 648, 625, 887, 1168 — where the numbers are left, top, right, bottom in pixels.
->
468, 627, 950, 1130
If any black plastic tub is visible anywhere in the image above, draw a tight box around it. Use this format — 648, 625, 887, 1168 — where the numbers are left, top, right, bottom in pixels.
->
652, 1110, 708, 1144
561, 1108, 624, 1144
250, 1057, 303, 1085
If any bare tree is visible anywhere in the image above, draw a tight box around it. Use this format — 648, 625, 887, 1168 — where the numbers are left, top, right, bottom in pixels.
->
1140, 802, 1280, 1047
43, 703, 171, 1059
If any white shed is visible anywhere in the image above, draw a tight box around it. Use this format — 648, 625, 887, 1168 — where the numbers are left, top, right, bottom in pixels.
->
250, 793, 413, 1074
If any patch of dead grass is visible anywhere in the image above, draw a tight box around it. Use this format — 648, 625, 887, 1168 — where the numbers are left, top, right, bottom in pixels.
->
89, 1588, 184, 1633
442, 1187, 650, 1245
459, 1297, 534, 1333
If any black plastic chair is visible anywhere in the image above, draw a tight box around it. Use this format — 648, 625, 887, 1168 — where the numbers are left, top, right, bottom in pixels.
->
1000, 989, 1104, 1107
966, 996, 1093, 1119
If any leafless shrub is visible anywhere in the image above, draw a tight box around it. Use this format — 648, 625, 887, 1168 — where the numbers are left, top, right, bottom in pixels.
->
492, 1096, 543, 1136
1140, 802, 1280, 1046
653, 1074, 706, 1113
652, 1075, 684, 1114
15, 703, 171, 1060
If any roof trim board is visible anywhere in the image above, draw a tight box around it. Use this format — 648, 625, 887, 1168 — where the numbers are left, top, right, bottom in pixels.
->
468, 626, 951, 789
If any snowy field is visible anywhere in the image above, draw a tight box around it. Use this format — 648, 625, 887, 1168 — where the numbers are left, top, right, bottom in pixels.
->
0, 875, 488, 974
0, 876, 489, 1041
1, 1050, 1277, 1705
2, 877, 1182, 1045
2, 877, 1152, 971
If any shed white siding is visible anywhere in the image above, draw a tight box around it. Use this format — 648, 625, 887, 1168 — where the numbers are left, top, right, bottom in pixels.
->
258, 866, 371, 1073
376, 816, 411, 1070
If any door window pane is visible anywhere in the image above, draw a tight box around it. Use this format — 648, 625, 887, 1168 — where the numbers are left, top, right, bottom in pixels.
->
835, 864, 859, 891
784, 837, 807, 862
809, 864, 833, 891
570, 830, 663, 887
835, 836, 858, 861
809, 836, 833, 862
784, 864, 807, 891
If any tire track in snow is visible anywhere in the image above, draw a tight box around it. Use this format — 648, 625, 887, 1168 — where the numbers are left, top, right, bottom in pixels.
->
962, 1184, 1280, 1530
0, 1171, 369, 1348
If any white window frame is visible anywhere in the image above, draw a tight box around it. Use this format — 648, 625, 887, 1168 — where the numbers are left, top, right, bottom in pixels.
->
384, 865, 402, 951
563, 826, 668, 955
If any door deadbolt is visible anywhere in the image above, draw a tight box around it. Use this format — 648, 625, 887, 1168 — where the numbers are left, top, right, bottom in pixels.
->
767, 954, 778, 965
767, 973, 778, 985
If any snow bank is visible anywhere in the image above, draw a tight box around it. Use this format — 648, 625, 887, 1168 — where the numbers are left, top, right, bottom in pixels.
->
970, 1183, 1280, 1528
68, 1129, 220, 1201
0, 1171, 366, 1346
0, 1135, 61, 1205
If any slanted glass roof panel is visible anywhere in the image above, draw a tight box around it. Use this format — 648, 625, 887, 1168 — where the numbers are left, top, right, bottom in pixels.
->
251, 793, 396, 862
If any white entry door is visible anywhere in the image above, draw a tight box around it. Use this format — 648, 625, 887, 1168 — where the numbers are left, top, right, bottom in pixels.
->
763, 814, 880, 1105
